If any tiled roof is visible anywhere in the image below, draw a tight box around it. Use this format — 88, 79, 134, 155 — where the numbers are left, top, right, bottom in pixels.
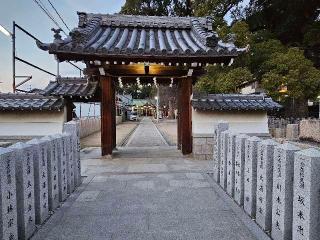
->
192, 94, 282, 111
0, 93, 65, 111
37, 13, 239, 61
43, 77, 98, 98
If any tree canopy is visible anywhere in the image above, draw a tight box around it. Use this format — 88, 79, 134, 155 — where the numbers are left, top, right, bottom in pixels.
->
119, 0, 320, 117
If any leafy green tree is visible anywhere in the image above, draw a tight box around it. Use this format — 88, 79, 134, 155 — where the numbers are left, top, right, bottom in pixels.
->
193, 0, 242, 18
261, 47, 320, 116
245, 0, 320, 45
195, 66, 253, 93
120, 0, 191, 16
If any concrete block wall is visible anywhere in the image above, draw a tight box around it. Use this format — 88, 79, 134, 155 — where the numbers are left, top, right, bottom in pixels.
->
0, 120, 81, 239
213, 122, 320, 240
79, 117, 101, 138
299, 119, 320, 143
268, 117, 320, 143
192, 134, 214, 160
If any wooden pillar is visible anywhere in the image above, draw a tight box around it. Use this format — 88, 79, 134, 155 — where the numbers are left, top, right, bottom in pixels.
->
180, 76, 192, 155
112, 78, 117, 149
177, 80, 182, 150
101, 75, 113, 156
65, 99, 73, 122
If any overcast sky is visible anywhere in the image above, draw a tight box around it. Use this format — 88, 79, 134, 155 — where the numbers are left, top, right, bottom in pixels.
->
0, 0, 126, 92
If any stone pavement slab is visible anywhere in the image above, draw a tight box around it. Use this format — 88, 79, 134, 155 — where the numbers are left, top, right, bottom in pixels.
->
31, 131, 266, 240
126, 117, 168, 147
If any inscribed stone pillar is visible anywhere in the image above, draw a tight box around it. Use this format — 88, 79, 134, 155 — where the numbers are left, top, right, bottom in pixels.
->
292, 148, 320, 240
271, 143, 300, 240
41, 136, 59, 211
244, 136, 261, 218
63, 121, 81, 187
9, 142, 36, 239
219, 130, 230, 189
52, 134, 68, 202
256, 139, 278, 231
213, 122, 229, 183
62, 133, 75, 194
226, 132, 237, 197
0, 148, 18, 240
26, 138, 49, 225
234, 134, 250, 206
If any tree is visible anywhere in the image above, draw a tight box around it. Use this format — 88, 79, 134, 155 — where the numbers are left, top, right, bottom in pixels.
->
245, 0, 320, 45
261, 47, 320, 117
195, 66, 253, 93
120, 0, 191, 16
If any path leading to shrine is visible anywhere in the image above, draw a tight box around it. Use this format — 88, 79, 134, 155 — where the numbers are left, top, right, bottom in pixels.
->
31, 119, 267, 240
125, 117, 168, 147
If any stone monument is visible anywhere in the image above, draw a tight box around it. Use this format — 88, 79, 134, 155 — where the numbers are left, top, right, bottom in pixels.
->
27, 138, 49, 224
234, 134, 250, 206
292, 148, 320, 240
9, 142, 36, 239
255, 139, 278, 231
271, 143, 300, 240
0, 148, 18, 240
244, 136, 261, 218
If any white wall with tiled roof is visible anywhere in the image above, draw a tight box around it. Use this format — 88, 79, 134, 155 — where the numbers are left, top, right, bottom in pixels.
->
0, 109, 67, 137
192, 108, 269, 135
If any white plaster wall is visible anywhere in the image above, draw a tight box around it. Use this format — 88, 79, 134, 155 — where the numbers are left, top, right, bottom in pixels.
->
192, 108, 269, 135
0, 109, 66, 136
240, 85, 256, 94
116, 116, 123, 125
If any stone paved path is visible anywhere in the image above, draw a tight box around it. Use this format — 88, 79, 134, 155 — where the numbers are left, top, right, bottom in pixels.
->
31, 144, 266, 240
125, 117, 168, 147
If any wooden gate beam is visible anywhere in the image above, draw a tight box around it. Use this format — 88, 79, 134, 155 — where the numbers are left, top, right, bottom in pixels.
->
101, 75, 114, 156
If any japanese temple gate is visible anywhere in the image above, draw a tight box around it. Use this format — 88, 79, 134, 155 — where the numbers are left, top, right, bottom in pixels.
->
37, 13, 239, 156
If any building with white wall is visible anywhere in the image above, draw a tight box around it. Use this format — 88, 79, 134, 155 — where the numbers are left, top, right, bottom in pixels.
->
191, 93, 281, 160
0, 93, 67, 138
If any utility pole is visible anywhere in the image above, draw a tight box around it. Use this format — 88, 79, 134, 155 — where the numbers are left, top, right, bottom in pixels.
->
12, 21, 16, 93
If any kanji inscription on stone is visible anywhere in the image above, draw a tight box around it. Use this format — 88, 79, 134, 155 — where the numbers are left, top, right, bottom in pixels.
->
234, 134, 249, 206
62, 133, 75, 194
226, 132, 237, 197
53, 134, 68, 202
255, 139, 278, 231
41, 136, 59, 211
64, 121, 81, 187
271, 143, 300, 240
9, 142, 36, 239
292, 148, 320, 240
213, 122, 229, 183
219, 130, 230, 190
0, 148, 18, 240
27, 138, 49, 224
243, 136, 261, 218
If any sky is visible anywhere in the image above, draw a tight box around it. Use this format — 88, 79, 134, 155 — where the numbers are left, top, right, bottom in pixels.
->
0, 0, 126, 93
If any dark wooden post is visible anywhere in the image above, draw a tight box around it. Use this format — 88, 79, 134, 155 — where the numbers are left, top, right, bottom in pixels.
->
180, 75, 192, 155
101, 75, 113, 156
112, 78, 117, 149
65, 99, 73, 122
177, 80, 182, 150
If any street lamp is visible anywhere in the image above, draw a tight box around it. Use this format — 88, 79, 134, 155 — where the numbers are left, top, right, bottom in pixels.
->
155, 91, 159, 123
0, 24, 12, 37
